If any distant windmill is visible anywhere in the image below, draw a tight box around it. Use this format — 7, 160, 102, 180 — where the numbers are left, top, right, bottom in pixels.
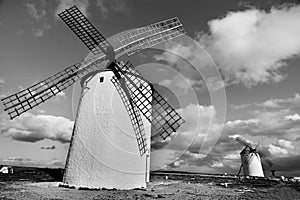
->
235, 137, 273, 177
1, 6, 185, 189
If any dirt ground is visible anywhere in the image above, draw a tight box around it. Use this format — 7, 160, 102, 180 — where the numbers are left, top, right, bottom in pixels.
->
0, 167, 299, 200
1, 179, 300, 200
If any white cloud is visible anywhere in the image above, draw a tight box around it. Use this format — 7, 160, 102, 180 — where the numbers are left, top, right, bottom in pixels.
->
55, 0, 129, 19
32, 24, 51, 37
226, 119, 259, 127
262, 99, 280, 108
16, 29, 24, 35
26, 3, 46, 21
225, 109, 300, 138
155, 5, 300, 89
57, 91, 66, 97
268, 144, 288, 155
26, 2, 51, 37
276, 139, 295, 150
197, 5, 300, 87
231, 93, 300, 111
262, 93, 300, 108
285, 113, 300, 121
154, 44, 195, 66
254, 109, 291, 128
173, 159, 185, 167
0, 77, 5, 85
0, 78, 6, 98
159, 75, 204, 94
53, 91, 67, 102
55, 0, 90, 17
223, 153, 240, 160
1, 157, 65, 168
0, 113, 73, 143
230, 103, 252, 110
96, 0, 129, 18
211, 162, 224, 168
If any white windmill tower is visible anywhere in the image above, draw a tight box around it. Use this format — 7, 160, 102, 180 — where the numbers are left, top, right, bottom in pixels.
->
1, 6, 185, 189
235, 137, 273, 177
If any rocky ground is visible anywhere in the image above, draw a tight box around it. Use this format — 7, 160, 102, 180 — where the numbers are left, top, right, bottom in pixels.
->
0, 167, 299, 200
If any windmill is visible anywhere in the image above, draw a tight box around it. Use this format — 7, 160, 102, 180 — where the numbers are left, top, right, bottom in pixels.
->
1, 6, 185, 189
235, 137, 273, 177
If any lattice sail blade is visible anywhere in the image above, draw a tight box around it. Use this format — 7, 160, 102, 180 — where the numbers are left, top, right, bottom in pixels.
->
235, 137, 253, 149
111, 76, 148, 156
116, 62, 185, 140
259, 151, 273, 167
59, 6, 113, 56
117, 17, 186, 56
1, 60, 102, 120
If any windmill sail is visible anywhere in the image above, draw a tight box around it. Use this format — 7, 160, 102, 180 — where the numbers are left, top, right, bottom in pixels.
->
2, 6, 186, 123
59, 6, 186, 58
112, 61, 185, 139
117, 17, 186, 56
258, 151, 273, 167
59, 6, 114, 56
1, 60, 103, 120
111, 76, 148, 156
235, 137, 254, 150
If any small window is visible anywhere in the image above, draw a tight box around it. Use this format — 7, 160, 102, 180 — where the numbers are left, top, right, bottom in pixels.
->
99, 77, 104, 83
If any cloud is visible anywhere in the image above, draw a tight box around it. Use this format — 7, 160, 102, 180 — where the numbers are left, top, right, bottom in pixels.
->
16, 29, 24, 35
211, 162, 224, 168
96, 0, 129, 18
153, 105, 300, 175
159, 75, 205, 94
55, 0, 129, 19
26, 3, 46, 21
285, 113, 300, 121
197, 5, 300, 87
55, 0, 90, 17
0, 78, 6, 98
0, 77, 5, 87
151, 5, 300, 90
275, 139, 295, 150
224, 109, 300, 140
223, 153, 240, 160
26, 1, 51, 37
1, 157, 65, 168
156, 5, 300, 88
0, 112, 73, 143
32, 24, 51, 37
2, 157, 34, 164
262, 93, 300, 108
231, 93, 300, 112
52, 91, 67, 102
41, 145, 56, 150
268, 144, 288, 155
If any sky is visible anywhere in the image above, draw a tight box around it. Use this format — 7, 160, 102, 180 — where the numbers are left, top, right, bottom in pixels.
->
0, 0, 300, 177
